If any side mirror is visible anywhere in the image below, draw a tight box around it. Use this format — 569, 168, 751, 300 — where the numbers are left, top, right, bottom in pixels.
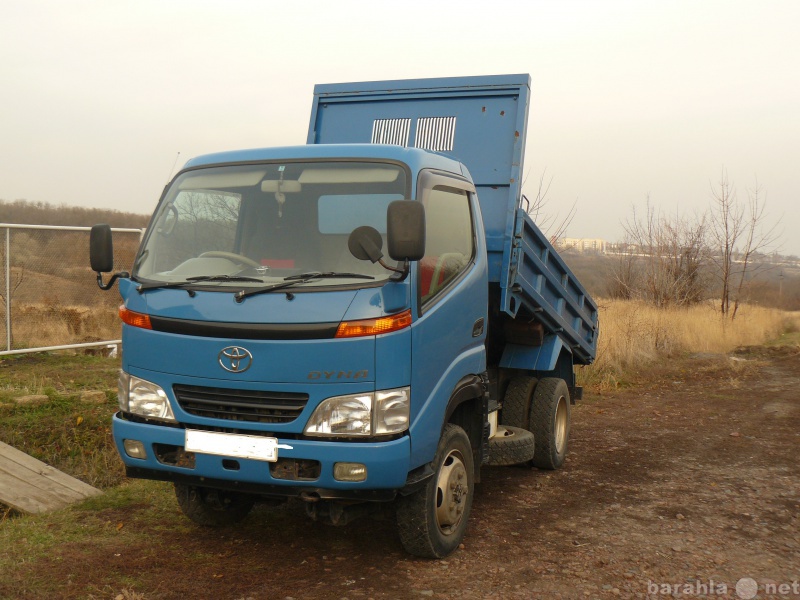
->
387, 200, 425, 261
90, 224, 114, 272
90, 224, 129, 290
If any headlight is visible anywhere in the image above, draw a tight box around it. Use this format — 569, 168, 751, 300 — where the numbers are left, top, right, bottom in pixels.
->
304, 394, 372, 436
117, 370, 130, 412
374, 387, 410, 435
304, 387, 410, 437
118, 371, 176, 422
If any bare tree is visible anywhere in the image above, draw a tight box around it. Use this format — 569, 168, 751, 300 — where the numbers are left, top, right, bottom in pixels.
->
708, 170, 780, 319
523, 168, 577, 242
606, 240, 638, 300
616, 198, 708, 307
708, 172, 736, 317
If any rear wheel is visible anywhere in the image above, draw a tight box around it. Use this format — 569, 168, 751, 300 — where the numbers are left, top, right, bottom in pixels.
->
529, 378, 571, 470
174, 483, 255, 527
500, 375, 537, 430
396, 424, 474, 558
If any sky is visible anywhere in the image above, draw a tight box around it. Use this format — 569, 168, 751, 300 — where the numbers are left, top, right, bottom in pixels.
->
2, 0, 799, 255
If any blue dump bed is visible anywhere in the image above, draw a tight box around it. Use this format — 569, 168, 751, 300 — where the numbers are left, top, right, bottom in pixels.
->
309, 75, 598, 364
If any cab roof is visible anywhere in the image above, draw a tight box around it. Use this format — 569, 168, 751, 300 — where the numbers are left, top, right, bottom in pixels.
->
181, 144, 468, 179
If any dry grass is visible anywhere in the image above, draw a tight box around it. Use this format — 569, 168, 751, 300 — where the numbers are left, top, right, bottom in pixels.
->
9, 303, 120, 349
579, 299, 794, 389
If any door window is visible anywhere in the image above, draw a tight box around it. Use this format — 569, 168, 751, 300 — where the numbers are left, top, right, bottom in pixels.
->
419, 186, 474, 304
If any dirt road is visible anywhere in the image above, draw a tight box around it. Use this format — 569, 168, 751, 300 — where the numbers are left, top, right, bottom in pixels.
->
6, 348, 799, 599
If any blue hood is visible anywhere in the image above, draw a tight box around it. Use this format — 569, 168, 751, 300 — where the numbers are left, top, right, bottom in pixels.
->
119, 280, 409, 385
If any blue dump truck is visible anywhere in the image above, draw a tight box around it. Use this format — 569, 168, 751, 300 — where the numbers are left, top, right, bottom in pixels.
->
90, 74, 598, 558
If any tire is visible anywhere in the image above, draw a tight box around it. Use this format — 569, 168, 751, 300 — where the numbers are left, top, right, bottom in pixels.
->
501, 375, 538, 429
174, 483, 255, 527
529, 378, 571, 470
486, 426, 536, 466
396, 424, 474, 558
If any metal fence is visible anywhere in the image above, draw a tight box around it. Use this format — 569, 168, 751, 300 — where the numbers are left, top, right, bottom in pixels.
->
0, 224, 144, 356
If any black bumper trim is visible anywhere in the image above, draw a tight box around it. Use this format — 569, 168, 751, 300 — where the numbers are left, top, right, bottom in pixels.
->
125, 466, 398, 502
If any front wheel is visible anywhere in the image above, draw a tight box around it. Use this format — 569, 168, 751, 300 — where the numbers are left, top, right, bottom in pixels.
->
174, 483, 255, 527
396, 424, 474, 558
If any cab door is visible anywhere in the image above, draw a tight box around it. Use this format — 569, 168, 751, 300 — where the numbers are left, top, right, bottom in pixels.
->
408, 172, 488, 468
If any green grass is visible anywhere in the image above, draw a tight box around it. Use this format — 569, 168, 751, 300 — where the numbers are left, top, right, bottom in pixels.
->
0, 352, 124, 489
767, 330, 800, 347
0, 479, 177, 598
763, 312, 800, 347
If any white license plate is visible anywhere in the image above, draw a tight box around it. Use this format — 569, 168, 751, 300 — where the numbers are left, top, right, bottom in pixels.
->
185, 429, 279, 463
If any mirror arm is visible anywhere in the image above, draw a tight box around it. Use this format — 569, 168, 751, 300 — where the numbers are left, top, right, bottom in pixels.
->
382, 259, 410, 281
96, 271, 129, 291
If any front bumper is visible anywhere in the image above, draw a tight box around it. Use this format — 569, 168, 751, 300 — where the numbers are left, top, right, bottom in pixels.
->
113, 412, 411, 498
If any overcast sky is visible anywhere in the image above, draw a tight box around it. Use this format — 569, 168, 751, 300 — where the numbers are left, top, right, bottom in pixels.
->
2, 0, 798, 255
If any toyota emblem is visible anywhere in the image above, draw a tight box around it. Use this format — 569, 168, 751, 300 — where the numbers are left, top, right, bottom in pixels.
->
218, 346, 253, 373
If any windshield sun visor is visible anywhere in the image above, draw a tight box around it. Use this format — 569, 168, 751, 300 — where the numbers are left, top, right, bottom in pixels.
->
178, 171, 267, 189
298, 167, 400, 184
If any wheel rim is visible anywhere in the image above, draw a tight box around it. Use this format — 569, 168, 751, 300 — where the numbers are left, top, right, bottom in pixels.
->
554, 395, 568, 456
435, 449, 468, 535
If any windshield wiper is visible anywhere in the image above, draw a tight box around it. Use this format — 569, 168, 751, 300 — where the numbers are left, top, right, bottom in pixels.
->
137, 274, 263, 293
187, 275, 264, 283
283, 271, 376, 281
235, 271, 375, 302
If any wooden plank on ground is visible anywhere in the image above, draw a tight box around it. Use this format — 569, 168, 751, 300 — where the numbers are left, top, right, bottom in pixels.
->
0, 441, 101, 514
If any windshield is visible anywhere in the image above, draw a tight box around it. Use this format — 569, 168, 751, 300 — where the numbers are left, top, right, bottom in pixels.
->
134, 161, 407, 288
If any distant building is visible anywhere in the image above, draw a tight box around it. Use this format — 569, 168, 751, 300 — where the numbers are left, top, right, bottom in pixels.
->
558, 238, 608, 253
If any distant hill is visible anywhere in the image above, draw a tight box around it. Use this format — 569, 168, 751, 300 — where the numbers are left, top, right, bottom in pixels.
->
0, 199, 149, 229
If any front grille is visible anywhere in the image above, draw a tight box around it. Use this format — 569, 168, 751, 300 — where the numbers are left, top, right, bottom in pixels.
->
173, 384, 308, 424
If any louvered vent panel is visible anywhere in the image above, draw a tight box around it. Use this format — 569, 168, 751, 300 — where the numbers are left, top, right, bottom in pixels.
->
371, 118, 411, 146
414, 117, 456, 152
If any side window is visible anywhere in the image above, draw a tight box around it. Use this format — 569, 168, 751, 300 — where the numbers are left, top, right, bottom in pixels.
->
419, 186, 474, 304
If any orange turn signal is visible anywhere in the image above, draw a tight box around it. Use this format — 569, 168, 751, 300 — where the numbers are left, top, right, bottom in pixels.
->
335, 309, 412, 338
119, 306, 152, 330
